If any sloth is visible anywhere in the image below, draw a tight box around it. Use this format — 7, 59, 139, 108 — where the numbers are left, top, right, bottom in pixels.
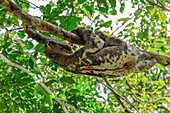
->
44, 27, 156, 77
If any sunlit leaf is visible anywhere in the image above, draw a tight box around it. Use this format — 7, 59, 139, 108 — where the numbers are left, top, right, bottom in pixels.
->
82, 7, 91, 20
104, 20, 112, 27
78, 0, 86, 4
155, 63, 165, 70
157, 11, 167, 23
68, 89, 80, 94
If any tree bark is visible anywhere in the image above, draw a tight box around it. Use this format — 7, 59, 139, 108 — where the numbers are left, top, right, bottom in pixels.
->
0, 0, 84, 45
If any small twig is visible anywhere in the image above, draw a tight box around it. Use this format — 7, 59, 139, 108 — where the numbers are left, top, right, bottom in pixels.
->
158, 104, 170, 112
48, 9, 65, 22
39, 82, 69, 113
109, 78, 121, 82
0, 53, 70, 113
156, 0, 163, 6
111, 16, 134, 35
97, 77, 139, 113
0, 22, 10, 34
126, 80, 142, 96
9, 27, 25, 32
7, 19, 20, 27
146, 0, 170, 12
18, 0, 40, 9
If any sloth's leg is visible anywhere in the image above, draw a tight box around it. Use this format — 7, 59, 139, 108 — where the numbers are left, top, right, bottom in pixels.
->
72, 27, 105, 53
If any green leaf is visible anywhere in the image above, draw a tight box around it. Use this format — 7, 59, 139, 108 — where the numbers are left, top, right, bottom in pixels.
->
11, 51, 22, 56
155, 63, 165, 70
120, 3, 125, 13
84, 5, 94, 15
104, 20, 112, 28
110, 8, 117, 15
68, 89, 80, 94
40, 6, 45, 14
45, 93, 53, 109
99, 6, 108, 13
36, 85, 44, 95
45, 80, 58, 86
49, 1, 55, 7
143, 27, 149, 39
140, 0, 146, 5
40, 4, 51, 15
65, 0, 74, 3
157, 11, 167, 23
151, 9, 157, 16
67, 17, 82, 25
29, 57, 34, 69
134, 0, 138, 5
35, 43, 44, 51
109, 0, 116, 7
78, 0, 86, 4
82, 7, 91, 20
45, 4, 52, 14
4, 32, 9, 39
118, 17, 130, 22
126, 23, 134, 27
3, 41, 11, 49
17, 30, 25, 39
60, 76, 76, 84
28, 41, 34, 49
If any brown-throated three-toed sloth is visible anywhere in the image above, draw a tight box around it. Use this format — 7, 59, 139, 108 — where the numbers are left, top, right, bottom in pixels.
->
44, 27, 156, 77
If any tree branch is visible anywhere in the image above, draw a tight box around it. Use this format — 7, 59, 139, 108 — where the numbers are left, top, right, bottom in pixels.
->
9, 27, 25, 32
0, 0, 84, 45
97, 77, 140, 113
18, 0, 40, 9
146, 0, 170, 12
0, 53, 77, 113
0, 22, 10, 34
0, 0, 170, 67
126, 80, 142, 97
25, 24, 170, 67
141, 50, 170, 66
158, 104, 170, 112
111, 16, 134, 35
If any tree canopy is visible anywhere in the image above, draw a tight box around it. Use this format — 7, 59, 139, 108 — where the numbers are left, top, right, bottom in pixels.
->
0, 0, 170, 112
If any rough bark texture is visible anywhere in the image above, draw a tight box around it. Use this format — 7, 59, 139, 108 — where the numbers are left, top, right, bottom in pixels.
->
0, 0, 170, 77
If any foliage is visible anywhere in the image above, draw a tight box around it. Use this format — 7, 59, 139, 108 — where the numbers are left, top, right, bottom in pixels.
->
0, 0, 170, 112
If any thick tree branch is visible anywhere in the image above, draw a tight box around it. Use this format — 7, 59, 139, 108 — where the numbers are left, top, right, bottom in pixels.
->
0, 0, 84, 45
0, 53, 80, 113
0, 0, 170, 67
141, 50, 170, 66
